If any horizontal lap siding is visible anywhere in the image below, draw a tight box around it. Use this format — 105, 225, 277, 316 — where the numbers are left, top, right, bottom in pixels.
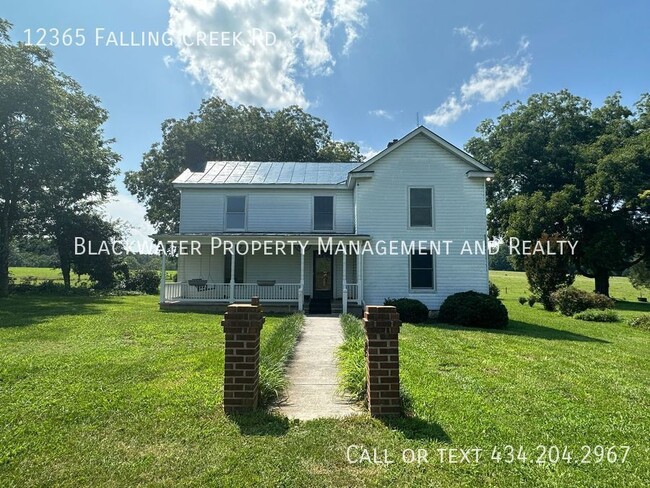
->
356, 134, 488, 309
179, 188, 354, 234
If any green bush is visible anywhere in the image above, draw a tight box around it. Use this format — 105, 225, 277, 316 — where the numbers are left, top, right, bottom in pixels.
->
518, 296, 527, 305
259, 314, 304, 406
527, 295, 537, 307
551, 287, 615, 316
336, 314, 367, 402
124, 270, 159, 295
383, 298, 429, 323
629, 314, 650, 331
489, 281, 500, 298
574, 309, 620, 322
438, 291, 508, 329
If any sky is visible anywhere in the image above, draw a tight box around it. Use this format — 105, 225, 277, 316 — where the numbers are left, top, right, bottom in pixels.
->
4, 0, 650, 243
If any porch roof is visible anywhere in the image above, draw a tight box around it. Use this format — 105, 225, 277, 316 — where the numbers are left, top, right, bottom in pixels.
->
151, 232, 372, 244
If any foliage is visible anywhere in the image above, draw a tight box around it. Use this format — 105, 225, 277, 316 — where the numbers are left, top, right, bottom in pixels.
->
573, 308, 620, 322
124, 270, 159, 295
524, 233, 576, 310
518, 296, 527, 305
438, 291, 509, 329
124, 98, 363, 233
7, 237, 59, 268
527, 295, 537, 307
488, 244, 514, 271
259, 313, 304, 406
488, 280, 500, 298
628, 314, 650, 330
336, 314, 367, 401
466, 90, 650, 297
551, 286, 615, 316
626, 260, 650, 292
383, 297, 429, 323
0, 20, 119, 296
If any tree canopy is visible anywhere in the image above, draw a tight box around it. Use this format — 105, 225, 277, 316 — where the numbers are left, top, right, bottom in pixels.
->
0, 19, 120, 295
466, 90, 650, 296
125, 98, 363, 233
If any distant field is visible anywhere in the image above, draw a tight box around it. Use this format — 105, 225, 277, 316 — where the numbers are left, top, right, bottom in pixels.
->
9, 267, 176, 285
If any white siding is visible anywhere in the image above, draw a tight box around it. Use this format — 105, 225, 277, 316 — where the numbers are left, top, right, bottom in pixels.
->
355, 133, 488, 309
179, 188, 354, 234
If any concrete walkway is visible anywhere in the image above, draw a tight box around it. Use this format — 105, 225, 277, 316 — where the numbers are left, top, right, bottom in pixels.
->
277, 316, 359, 420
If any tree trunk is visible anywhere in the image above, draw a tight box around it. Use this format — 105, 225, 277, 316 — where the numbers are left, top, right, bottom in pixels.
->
594, 268, 610, 296
57, 237, 71, 290
0, 233, 9, 297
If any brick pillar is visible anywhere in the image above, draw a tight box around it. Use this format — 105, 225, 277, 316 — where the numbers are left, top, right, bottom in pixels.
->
364, 305, 402, 417
222, 301, 264, 413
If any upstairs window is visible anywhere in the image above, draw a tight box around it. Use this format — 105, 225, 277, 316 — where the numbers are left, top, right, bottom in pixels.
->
226, 196, 246, 230
409, 188, 433, 227
410, 251, 434, 289
314, 196, 334, 231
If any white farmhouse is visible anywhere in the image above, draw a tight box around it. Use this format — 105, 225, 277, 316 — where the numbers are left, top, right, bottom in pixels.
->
154, 126, 493, 314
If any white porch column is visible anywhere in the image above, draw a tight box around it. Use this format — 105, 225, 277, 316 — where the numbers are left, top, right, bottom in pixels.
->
159, 249, 166, 304
229, 250, 235, 303
298, 247, 305, 311
342, 249, 348, 315
358, 251, 363, 305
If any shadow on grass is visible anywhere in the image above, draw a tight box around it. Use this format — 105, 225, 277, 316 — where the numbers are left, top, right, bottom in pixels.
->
615, 300, 650, 313
0, 294, 119, 328
381, 389, 451, 442
227, 411, 291, 437
417, 320, 609, 343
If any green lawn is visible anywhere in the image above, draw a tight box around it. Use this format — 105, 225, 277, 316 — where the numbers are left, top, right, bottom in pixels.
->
8, 266, 176, 286
0, 273, 648, 486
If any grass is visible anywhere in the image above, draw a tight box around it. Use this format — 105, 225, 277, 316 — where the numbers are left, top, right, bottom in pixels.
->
336, 314, 367, 401
259, 313, 304, 405
8, 266, 177, 286
0, 272, 648, 486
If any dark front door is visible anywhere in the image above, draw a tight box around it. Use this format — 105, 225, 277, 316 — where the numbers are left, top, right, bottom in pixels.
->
312, 252, 333, 300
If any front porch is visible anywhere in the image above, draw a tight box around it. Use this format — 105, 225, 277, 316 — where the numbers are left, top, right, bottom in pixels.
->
156, 235, 367, 314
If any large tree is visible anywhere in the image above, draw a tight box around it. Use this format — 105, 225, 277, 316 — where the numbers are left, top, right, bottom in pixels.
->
125, 98, 363, 233
0, 20, 119, 295
466, 90, 650, 296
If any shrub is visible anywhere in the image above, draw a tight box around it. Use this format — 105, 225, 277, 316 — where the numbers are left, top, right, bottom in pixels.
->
124, 270, 159, 295
629, 314, 650, 331
336, 314, 367, 401
518, 296, 527, 305
438, 291, 508, 329
259, 314, 304, 406
527, 295, 537, 307
488, 281, 500, 298
574, 309, 620, 322
383, 298, 429, 324
524, 233, 575, 310
551, 287, 615, 316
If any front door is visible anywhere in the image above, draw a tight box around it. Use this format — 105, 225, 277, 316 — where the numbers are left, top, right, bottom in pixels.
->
313, 252, 333, 300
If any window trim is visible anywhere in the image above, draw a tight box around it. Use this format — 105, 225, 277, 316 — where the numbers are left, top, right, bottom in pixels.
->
408, 187, 434, 229
312, 195, 335, 232
408, 251, 436, 291
225, 195, 247, 231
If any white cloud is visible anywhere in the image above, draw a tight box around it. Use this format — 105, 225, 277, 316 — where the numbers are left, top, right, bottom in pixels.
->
460, 59, 530, 102
369, 109, 393, 120
453, 26, 496, 51
425, 36, 531, 127
423, 95, 470, 126
102, 193, 156, 248
360, 144, 380, 160
162, 55, 176, 68
167, 0, 367, 109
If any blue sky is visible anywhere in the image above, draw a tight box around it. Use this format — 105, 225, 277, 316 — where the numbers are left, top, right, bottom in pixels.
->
4, 0, 650, 241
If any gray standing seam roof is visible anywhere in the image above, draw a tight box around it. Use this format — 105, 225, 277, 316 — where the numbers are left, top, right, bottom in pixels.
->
173, 161, 363, 185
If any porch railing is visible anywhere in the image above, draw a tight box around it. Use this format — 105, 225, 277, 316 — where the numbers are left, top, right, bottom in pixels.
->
164, 282, 300, 303
346, 283, 359, 302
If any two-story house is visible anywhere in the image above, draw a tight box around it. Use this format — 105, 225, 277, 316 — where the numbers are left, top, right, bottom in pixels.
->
153, 126, 493, 314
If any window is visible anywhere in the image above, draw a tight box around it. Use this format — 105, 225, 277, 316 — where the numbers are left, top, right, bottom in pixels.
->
409, 188, 433, 227
226, 196, 246, 230
313, 196, 334, 231
224, 253, 245, 283
410, 251, 434, 289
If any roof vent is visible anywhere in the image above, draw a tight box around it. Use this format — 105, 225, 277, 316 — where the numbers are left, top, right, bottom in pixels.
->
387, 138, 399, 148
184, 141, 207, 172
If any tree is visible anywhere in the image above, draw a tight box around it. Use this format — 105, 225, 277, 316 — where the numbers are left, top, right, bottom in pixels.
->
125, 98, 363, 233
466, 90, 650, 296
627, 260, 650, 296
524, 234, 576, 310
0, 20, 119, 295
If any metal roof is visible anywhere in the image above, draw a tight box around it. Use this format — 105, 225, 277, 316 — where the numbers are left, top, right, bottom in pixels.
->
173, 161, 363, 186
